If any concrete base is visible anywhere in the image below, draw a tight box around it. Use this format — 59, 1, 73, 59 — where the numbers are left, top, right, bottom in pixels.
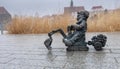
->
66, 46, 89, 51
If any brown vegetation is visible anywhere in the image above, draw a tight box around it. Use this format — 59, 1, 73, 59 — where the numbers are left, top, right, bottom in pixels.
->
88, 10, 120, 32
6, 10, 120, 34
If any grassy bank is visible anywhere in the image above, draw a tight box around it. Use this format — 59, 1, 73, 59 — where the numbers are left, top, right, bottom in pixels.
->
6, 10, 120, 34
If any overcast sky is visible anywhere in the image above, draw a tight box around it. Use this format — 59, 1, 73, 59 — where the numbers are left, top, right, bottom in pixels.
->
0, 0, 120, 16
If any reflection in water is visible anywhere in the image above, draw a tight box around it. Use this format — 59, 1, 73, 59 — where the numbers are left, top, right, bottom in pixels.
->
46, 49, 107, 69
63, 51, 107, 69
46, 50, 74, 61
66, 51, 74, 58
47, 51, 54, 61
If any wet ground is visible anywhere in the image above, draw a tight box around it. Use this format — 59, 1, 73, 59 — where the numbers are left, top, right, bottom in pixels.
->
0, 32, 120, 69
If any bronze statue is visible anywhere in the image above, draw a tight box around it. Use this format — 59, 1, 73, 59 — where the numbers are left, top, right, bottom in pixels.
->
44, 10, 107, 51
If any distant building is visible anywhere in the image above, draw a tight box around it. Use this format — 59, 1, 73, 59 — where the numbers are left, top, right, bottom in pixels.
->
64, 0, 85, 15
0, 7, 11, 24
0, 7, 11, 30
91, 6, 103, 13
90, 6, 104, 17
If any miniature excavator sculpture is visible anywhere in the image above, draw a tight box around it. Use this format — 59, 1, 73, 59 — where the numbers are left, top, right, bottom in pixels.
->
44, 10, 107, 51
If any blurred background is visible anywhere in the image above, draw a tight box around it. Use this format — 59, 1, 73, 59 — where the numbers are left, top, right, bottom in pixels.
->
0, 0, 120, 16
0, 0, 120, 34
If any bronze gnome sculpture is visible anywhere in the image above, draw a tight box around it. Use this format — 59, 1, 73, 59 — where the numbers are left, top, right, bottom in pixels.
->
44, 10, 107, 51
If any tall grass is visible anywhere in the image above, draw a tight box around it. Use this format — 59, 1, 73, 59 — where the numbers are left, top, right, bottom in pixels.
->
6, 15, 75, 34
6, 10, 120, 34
88, 10, 120, 32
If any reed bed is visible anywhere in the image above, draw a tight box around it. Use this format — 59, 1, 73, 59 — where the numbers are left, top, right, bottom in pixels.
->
6, 10, 120, 34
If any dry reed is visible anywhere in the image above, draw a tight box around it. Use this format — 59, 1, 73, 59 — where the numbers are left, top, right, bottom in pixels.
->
6, 10, 120, 34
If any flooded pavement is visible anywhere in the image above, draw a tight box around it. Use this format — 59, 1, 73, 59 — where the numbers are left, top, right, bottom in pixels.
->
0, 32, 120, 69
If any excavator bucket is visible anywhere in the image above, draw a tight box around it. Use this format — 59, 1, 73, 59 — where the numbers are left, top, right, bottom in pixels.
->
44, 38, 52, 50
